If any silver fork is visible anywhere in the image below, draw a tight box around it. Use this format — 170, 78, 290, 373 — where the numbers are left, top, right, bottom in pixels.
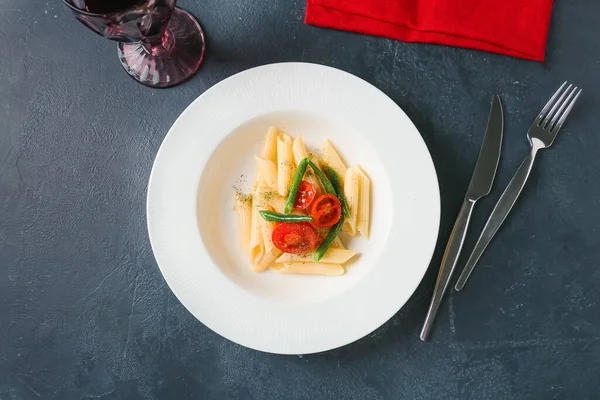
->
454, 82, 582, 291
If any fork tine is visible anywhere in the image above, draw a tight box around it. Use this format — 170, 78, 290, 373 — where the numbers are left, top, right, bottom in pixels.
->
548, 86, 578, 130
535, 81, 568, 125
542, 83, 573, 128
551, 89, 582, 135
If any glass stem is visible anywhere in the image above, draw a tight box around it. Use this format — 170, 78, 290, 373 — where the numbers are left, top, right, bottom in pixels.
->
142, 28, 175, 56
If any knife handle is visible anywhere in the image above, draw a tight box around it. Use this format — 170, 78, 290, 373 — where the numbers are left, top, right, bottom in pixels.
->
420, 198, 475, 341
455, 147, 539, 292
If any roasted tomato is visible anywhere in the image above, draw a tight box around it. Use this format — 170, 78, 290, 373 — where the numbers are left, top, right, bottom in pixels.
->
272, 222, 320, 254
293, 180, 317, 210
310, 194, 342, 228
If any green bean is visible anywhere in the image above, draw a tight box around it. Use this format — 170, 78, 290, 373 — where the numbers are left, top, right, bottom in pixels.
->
284, 157, 309, 214
326, 166, 350, 218
259, 210, 313, 222
314, 217, 344, 263
307, 160, 336, 195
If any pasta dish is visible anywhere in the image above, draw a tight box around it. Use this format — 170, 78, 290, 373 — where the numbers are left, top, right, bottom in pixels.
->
233, 127, 370, 276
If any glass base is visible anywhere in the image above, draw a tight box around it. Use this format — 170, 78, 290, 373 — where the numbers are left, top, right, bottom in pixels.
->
117, 7, 205, 88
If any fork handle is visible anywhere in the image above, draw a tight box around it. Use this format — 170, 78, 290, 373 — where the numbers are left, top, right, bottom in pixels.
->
454, 147, 540, 291
420, 198, 475, 341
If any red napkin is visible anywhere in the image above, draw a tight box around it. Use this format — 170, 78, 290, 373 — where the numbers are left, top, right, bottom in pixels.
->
305, 0, 554, 61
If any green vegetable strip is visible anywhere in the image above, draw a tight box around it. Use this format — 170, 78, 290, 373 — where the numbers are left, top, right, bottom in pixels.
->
259, 210, 313, 222
284, 158, 309, 214
314, 217, 345, 263
326, 166, 350, 218
307, 160, 336, 195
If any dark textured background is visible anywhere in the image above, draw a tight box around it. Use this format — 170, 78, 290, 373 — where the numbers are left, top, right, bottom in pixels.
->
1, 0, 599, 399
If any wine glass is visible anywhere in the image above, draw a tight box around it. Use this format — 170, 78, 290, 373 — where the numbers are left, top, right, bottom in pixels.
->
63, 0, 205, 88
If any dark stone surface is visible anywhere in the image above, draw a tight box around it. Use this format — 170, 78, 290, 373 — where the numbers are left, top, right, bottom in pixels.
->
1, 0, 599, 398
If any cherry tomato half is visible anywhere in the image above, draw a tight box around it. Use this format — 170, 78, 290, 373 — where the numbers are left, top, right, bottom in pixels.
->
310, 194, 342, 228
272, 222, 321, 254
293, 180, 317, 210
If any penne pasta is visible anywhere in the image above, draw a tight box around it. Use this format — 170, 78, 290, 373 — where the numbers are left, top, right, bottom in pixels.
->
321, 139, 347, 185
254, 128, 279, 189
249, 199, 265, 264
255, 156, 278, 190
252, 174, 261, 192
250, 185, 281, 265
251, 196, 281, 272
309, 153, 324, 168
277, 133, 294, 197
342, 167, 360, 236
261, 127, 279, 163
303, 153, 325, 193
252, 171, 261, 192
259, 206, 277, 255
276, 248, 356, 264
330, 235, 345, 249
275, 263, 345, 276
232, 192, 252, 251
355, 165, 371, 238
269, 195, 286, 214
254, 248, 282, 272
292, 136, 309, 165
254, 185, 286, 213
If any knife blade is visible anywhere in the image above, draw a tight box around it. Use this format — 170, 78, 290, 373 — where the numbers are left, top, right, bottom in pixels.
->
420, 95, 504, 341
466, 95, 504, 199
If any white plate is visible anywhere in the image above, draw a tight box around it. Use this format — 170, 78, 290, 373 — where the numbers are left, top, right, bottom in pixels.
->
147, 63, 440, 354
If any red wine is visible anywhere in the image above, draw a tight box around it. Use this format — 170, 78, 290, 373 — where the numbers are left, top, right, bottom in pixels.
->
71, 0, 146, 14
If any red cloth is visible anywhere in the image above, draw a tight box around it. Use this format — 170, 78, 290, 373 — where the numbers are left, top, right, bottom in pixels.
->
305, 0, 554, 61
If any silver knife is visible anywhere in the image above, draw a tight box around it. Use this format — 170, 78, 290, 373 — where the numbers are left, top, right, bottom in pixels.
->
420, 95, 504, 341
